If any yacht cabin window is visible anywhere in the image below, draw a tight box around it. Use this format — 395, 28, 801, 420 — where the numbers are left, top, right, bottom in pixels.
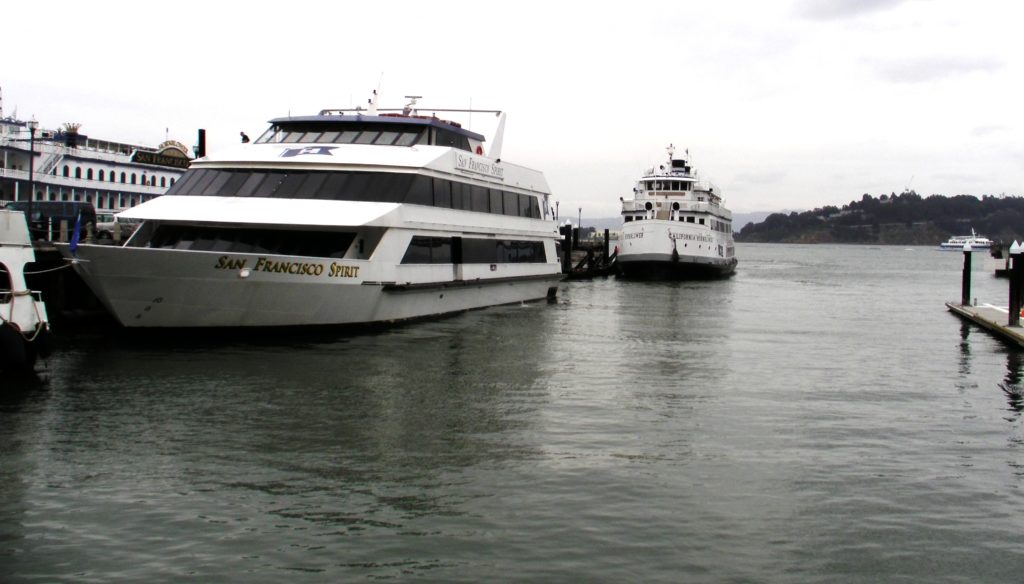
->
165, 168, 543, 219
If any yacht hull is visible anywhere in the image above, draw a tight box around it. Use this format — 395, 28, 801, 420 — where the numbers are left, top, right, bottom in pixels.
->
63, 244, 561, 328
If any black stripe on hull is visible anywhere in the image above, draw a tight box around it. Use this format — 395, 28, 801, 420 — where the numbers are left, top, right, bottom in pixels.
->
617, 259, 737, 280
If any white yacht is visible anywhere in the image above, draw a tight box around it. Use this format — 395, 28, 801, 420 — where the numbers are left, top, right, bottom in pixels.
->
939, 229, 993, 251
1, 209, 52, 370
58, 95, 563, 328
617, 145, 736, 279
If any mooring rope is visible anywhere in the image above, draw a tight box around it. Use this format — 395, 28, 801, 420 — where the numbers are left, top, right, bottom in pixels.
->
23, 261, 77, 275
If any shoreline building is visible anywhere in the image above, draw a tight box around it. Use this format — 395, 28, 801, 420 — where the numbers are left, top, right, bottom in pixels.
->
0, 109, 190, 213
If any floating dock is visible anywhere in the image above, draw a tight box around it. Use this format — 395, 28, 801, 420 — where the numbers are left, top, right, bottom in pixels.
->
946, 302, 1024, 347
948, 242, 1024, 347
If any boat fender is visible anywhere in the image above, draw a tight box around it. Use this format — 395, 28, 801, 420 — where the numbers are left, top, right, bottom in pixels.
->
0, 322, 28, 371
476, 145, 483, 155
31, 325, 55, 359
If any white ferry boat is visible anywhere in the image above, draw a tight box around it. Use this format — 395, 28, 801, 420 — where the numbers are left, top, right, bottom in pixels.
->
939, 229, 993, 251
0, 92, 189, 237
617, 145, 736, 279
58, 94, 563, 328
1, 209, 52, 370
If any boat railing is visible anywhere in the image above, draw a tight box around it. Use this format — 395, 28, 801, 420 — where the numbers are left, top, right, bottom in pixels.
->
621, 200, 725, 215
37, 146, 66, 176
0, 167, 167, 195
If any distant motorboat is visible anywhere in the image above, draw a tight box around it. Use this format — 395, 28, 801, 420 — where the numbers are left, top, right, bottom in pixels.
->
939, 229, 993, 251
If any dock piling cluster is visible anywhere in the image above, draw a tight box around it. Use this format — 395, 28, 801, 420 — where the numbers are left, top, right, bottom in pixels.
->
949, 241, 1024, 346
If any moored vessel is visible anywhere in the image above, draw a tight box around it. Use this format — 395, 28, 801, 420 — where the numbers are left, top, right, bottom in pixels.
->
617, 145, 736, 279
0, 110, 189, 222
0, 209, 53, 370
58, 94, 562, 328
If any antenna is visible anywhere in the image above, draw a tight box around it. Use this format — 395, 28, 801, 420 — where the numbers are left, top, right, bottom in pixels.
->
367, 88, 380, 115
403, 95, 421, 116
366, 73, 384, 115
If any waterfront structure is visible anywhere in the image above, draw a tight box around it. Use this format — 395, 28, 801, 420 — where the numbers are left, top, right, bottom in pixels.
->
61, 94, 563, 327
0, 112, 189, 215
617, 145, 736, 279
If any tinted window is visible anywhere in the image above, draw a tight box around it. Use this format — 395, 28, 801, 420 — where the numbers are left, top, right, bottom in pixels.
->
470, 186, 488, 213
433, 177, 451, 208
401, 236, 452, 264
237, 172, 269, 197
407, 175, 432, 206
405, 237, 544, 264
135, 224, 356, 259
503, 191, 519, 217
163, 169, 545, 220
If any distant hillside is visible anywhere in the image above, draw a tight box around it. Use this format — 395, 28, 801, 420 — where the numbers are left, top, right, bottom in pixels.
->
733, 211, 798, 230
735, 192, 1024, 245
582, 217, 622, 231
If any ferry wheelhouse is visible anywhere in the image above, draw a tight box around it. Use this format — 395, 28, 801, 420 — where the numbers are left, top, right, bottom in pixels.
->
618, 145, 736, 279
59, 95, 563, 328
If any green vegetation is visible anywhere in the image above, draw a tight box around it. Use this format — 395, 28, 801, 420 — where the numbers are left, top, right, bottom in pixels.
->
736, 192, 1024, 245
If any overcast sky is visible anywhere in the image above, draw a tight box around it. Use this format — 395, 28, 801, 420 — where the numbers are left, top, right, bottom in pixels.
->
3, 0, 1021, 218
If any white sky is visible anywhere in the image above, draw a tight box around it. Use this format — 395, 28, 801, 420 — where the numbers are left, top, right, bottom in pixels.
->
3, 0, 1021, 218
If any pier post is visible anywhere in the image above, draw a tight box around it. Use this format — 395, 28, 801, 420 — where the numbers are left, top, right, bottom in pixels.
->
196, 129, 207, 158
603, 229, 610, 265
961, 244, 972, 306
560, 225, 572, 274
1009, 242, 1022, 327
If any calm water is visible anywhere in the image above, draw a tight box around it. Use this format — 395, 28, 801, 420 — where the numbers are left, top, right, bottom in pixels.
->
3, 244, 1023, 582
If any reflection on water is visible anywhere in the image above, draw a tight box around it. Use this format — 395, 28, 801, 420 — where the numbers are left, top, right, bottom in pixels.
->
1002, 349, 1024, 413
4, 244, 1024, 582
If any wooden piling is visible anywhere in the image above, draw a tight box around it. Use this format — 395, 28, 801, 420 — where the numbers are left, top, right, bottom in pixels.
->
961, 246, 972, 307
1011, 247, 1023, 326
949, 241, 1024, 346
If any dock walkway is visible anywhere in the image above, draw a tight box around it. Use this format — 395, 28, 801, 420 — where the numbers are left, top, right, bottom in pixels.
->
947, 302, 1024, 347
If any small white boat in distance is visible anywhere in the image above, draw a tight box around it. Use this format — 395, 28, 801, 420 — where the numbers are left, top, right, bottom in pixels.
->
1, 209, 53, 371
939, 229, 993, 251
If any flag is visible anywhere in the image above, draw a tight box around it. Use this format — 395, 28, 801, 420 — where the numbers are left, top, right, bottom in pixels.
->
70, 211, 82, 254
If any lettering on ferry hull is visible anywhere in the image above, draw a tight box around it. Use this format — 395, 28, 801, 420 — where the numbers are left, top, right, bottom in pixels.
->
213, 256, 360, 279
455, 153, 505, 179
624, 233, 644, 240
670, 232, 714, 243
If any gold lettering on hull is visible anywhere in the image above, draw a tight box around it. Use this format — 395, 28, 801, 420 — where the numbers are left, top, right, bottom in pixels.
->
213, 256, 360, 279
